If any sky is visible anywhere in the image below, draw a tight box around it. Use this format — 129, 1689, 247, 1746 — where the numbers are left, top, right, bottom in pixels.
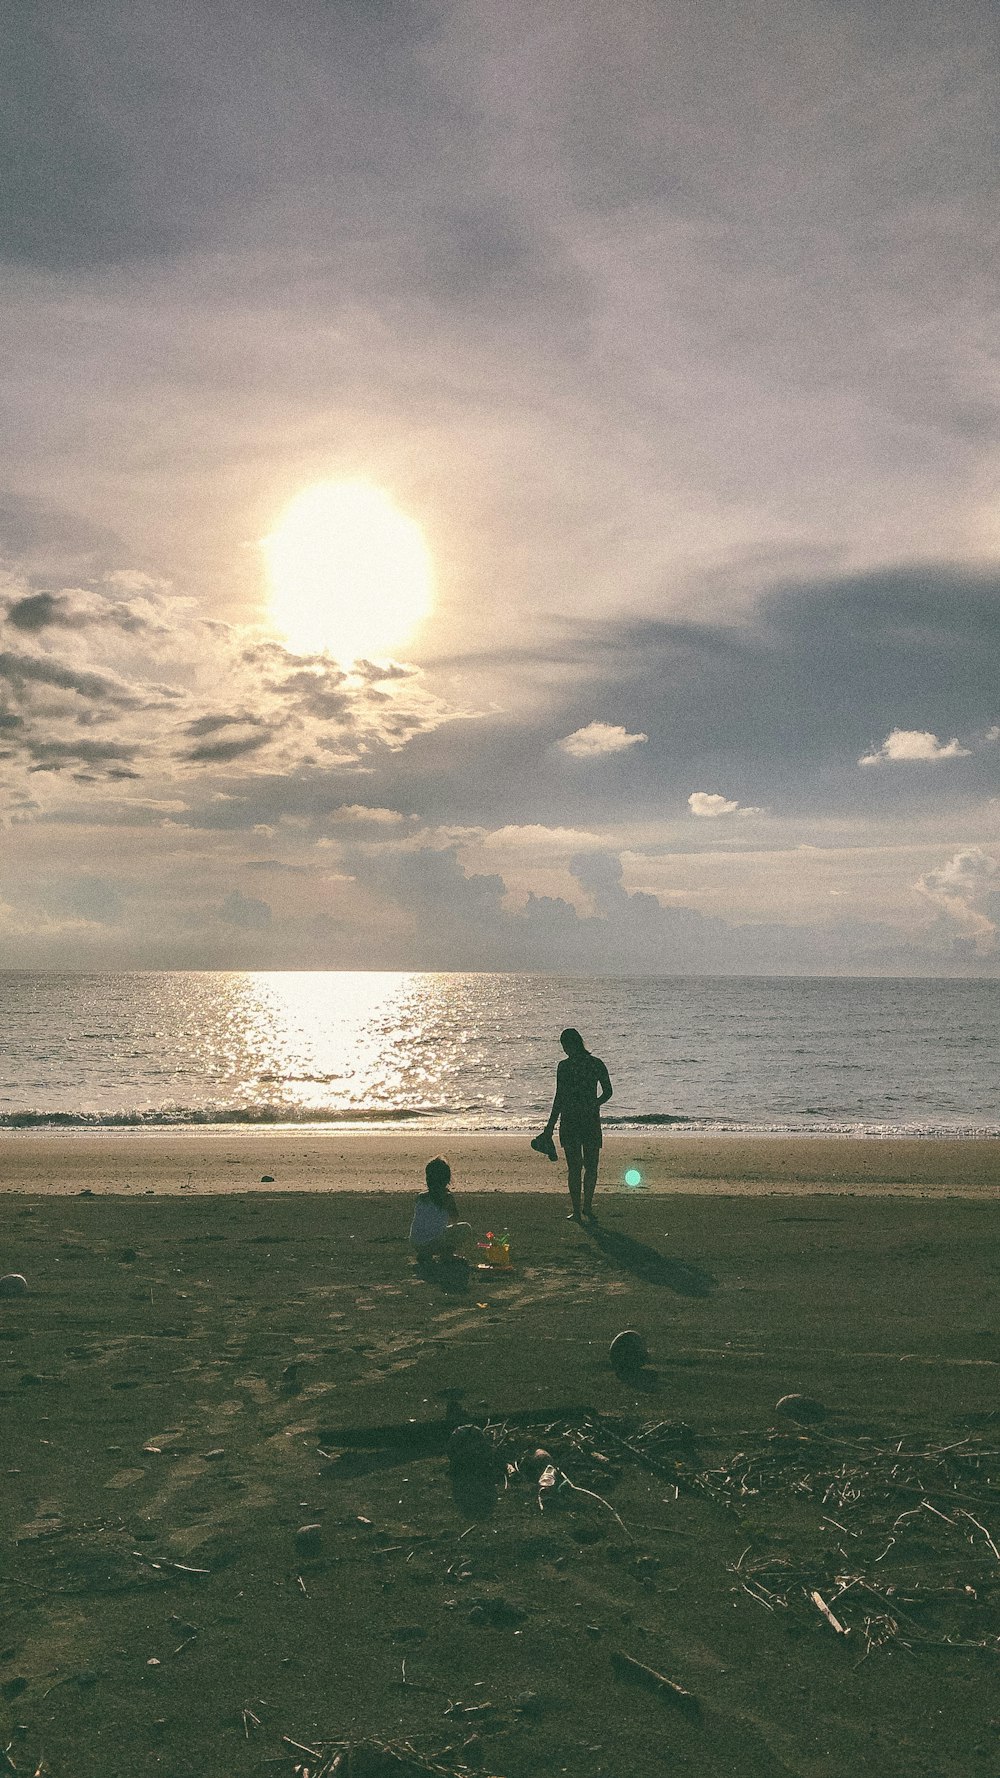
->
1, 0, 998, 974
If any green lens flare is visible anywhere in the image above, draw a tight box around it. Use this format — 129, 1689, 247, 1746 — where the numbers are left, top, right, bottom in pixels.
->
624, 1167, 642, 1187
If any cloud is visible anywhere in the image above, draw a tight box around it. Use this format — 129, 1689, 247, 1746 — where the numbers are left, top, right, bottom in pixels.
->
480, 823, 602, 852
557, 722, 648, 759
0, 647, 146, 708
4, 587, 160, 635
328, 804, 408, 827
217, 889, 272, 930
183, 729, 273, 765
915, 848, 999, 951
859, 729, 971, 766
688, 792, 738, 818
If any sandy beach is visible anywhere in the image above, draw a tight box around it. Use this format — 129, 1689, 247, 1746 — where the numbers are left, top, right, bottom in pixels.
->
2, 1129, 999, 1196
3, 1138, 1000, 1776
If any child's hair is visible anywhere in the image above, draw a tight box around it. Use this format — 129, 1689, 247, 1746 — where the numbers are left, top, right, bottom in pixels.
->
425, 1155, 452, 1204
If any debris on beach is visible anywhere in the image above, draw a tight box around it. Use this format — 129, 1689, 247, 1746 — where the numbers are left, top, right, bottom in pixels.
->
775, 1393, 827, 1424
0, 1273, 29, 1298
611, 1649, 700, 1716
609, 1328, 649, 1378
446, 1425, 494, 1479
295, 1523, 323, 1557
279, 1734, 508, 1775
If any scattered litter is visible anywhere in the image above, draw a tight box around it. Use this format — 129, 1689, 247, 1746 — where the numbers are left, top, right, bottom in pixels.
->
280, 1735, 500, 1775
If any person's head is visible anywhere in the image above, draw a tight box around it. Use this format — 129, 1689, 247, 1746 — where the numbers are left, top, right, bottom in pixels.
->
425, 1155, 452, 1204
560, 1027, 587, 1057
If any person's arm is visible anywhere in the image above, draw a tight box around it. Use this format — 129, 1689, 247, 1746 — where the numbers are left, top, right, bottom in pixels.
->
543, 1065, 564, 1135
596, 1061, 613, 1107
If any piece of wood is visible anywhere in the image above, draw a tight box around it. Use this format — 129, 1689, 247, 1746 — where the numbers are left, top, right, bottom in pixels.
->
611, 1650, 699, 1716
810, 1589, 849, 1634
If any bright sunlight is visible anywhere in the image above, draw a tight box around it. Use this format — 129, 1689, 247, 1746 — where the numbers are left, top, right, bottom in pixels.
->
263, 479, 433, 661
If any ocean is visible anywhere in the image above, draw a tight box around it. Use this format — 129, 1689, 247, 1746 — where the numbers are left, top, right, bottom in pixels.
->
0, 971, 996, 1137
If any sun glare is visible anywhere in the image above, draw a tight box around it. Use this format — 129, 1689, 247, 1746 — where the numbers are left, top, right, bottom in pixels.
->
263, 479, 433, 661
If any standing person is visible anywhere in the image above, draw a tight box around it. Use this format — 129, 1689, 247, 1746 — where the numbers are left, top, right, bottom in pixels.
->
541, 1028, 613, 1222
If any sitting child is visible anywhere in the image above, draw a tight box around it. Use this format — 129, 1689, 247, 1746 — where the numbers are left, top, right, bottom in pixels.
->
409, 1156, 472, 1261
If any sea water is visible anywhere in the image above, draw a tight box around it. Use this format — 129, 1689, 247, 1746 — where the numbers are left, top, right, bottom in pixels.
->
0, 971, 996, 1136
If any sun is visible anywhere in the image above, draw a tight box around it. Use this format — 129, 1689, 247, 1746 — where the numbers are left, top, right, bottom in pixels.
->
262, 479, 433, 662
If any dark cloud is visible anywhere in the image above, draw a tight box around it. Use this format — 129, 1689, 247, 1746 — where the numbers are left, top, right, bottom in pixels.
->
5, 589, 153, 634
340, 839, 964, 975
27, 737, 138, 772
184, 712, 267, 739
0, 648, 142, 706
371, 565, 1000, 826
184, 729, 273, 764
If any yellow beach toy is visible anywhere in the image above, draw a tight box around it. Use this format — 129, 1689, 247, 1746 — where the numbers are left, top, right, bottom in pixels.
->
477, 1228, 513, 1269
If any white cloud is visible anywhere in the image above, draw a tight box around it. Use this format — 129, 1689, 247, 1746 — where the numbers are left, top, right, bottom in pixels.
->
915, 848, 999, 950
328, 805, 408, 826
688, 792, 739, 818
557, 722, 647, 759
480, 824, 601, 852
859, 729, 971, 766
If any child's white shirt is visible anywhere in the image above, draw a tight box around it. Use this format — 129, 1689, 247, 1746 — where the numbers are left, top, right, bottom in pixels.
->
409, 1196, 451, 1246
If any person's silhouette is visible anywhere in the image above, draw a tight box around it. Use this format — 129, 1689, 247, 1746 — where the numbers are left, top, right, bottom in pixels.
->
541, 1027, 612, 1220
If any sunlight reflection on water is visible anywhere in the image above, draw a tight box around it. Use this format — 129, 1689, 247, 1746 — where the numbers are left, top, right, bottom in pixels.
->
0, 971, 998, 1133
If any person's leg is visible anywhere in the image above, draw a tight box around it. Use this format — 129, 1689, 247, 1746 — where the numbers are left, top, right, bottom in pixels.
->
563, 1133, 583, 1219
582, 1141, 601, 1217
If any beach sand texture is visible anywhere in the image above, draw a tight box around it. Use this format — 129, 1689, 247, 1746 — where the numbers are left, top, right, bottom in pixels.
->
3, 1147, 1000, 1776
2, 1129, 1000, 1195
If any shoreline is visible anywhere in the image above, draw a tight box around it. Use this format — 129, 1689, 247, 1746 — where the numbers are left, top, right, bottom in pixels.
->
1, 1129, 999, 1195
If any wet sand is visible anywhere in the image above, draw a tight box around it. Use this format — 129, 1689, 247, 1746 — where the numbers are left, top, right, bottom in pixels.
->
1, 1127, 999, 1195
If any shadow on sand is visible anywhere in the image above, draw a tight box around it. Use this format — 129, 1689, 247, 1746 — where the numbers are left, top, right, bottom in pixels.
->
413, 1253, 471, 1295
585, 1220, 713, 1297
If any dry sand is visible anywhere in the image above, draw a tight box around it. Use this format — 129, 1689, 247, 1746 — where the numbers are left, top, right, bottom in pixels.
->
3, 1142, 1000, 1776
2, 1128, 999, 1196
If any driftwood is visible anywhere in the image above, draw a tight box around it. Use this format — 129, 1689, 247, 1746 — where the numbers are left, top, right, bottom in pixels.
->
611, 1650, 699, 1716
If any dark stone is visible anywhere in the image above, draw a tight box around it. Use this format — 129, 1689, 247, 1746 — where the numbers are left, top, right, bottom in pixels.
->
775, 1393, 827, 1424
447, 1424, 493, 1476
294, 1523, 323, 1556
609, 1329, 648, 1374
